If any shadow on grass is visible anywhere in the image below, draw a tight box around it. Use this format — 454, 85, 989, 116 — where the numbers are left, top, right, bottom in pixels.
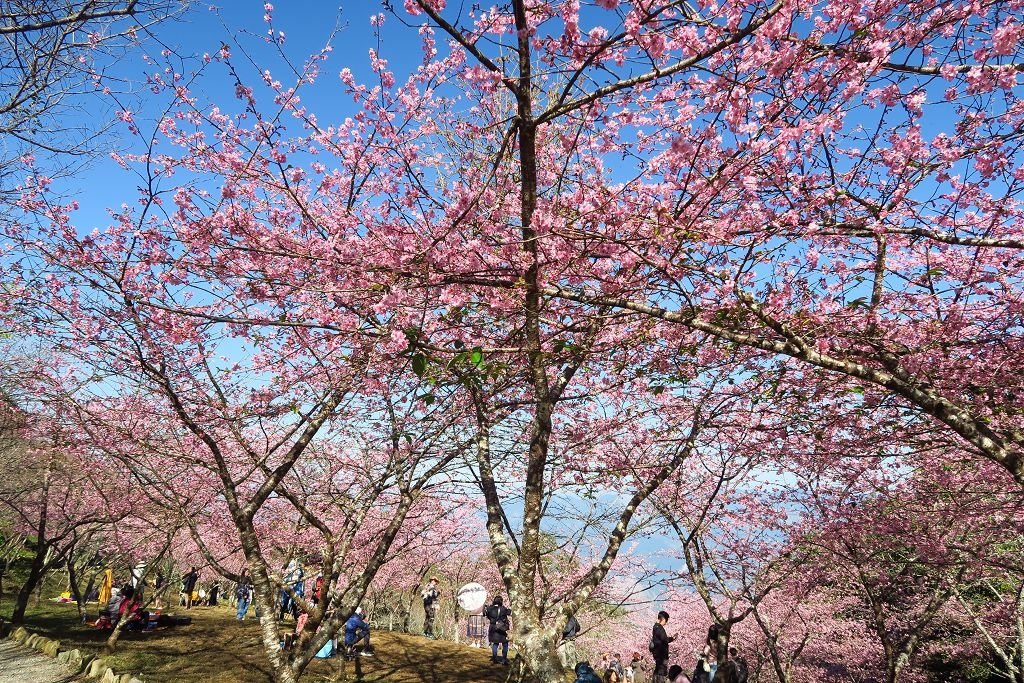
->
9, 595, 510, 683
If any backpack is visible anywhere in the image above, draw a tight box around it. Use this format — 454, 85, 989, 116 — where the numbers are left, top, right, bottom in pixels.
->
488, 605, 510, 633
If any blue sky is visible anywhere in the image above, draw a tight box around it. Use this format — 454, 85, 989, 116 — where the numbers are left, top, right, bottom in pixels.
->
57, 1, 422, 228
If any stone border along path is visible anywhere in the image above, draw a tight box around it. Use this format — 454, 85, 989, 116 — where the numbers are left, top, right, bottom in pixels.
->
0, 623, 145, 683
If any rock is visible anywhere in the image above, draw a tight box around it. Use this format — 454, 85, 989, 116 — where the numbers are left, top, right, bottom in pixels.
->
10, 626, 28, 643
87, 657, 108, 679
77, 651, 96, 673
24, 634, 38, 648
100, 668, 118, 683
42, 638, 60, 657
127, 678, 145, 683
57, 650, 70, 665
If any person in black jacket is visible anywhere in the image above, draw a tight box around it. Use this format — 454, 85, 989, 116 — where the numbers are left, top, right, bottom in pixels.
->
485, 595, 512, 664
651, 610, 675, 683
558, 613, 582, 669
181, 567, 199, 609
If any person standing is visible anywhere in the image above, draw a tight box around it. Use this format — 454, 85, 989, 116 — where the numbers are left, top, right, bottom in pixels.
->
728, 647, 749, 683
630, 652, 649, 683
153, 570, 165, 609
181, 567, 199, 610
312, 572, 324, 606
421, 577, 440, 638
98, 568, 114, 609
611, 653, 626, 679
279, 560, 304, 620
235, 570, 254, 620
485, 595, 512, 665
651, 610, 675, 683
558, 613, 581, 670
130, 561, 147, 602
290, 565, 305, 617
207, 580, 220, 607
466, 609, 488, 648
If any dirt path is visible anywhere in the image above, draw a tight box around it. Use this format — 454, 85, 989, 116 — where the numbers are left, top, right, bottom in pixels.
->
0, 640, 78, 683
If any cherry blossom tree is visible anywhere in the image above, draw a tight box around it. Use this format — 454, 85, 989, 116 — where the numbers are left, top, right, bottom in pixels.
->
423, 0, 1024, 485
0, 401, 139, 624
2, 1, 1023, 681
950, 563, 1024, 683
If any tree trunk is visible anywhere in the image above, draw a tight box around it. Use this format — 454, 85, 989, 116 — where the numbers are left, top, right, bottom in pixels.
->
715, 623, 732, 667
10, 541, 49, 624
66, 557, 85, 620
33, 545, 54, 607
887, 650, 911, 683
505, 610, 565, 683
0, 556, 6, 609
242, 546, 299, 683
105, 609, 131, 652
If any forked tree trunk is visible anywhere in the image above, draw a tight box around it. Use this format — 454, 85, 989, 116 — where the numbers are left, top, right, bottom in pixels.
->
243, 539, 299, 683
505, 618, 564, 683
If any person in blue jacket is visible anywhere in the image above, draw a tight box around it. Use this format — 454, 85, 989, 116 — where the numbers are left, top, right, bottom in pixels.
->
344, 607, 374, 658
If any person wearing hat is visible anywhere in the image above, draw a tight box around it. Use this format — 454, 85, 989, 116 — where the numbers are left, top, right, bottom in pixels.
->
344, 606, 374, 658
485, 595, 512, 664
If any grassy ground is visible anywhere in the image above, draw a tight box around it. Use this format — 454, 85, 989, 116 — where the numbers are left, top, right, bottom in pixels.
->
3, 595, 510, 683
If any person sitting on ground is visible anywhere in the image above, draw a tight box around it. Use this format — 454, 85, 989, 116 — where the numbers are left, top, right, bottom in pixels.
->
116, 585, 146, 630
94, 588, 124, 629
344, 607, 373, 657
104, 589, 125, 619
